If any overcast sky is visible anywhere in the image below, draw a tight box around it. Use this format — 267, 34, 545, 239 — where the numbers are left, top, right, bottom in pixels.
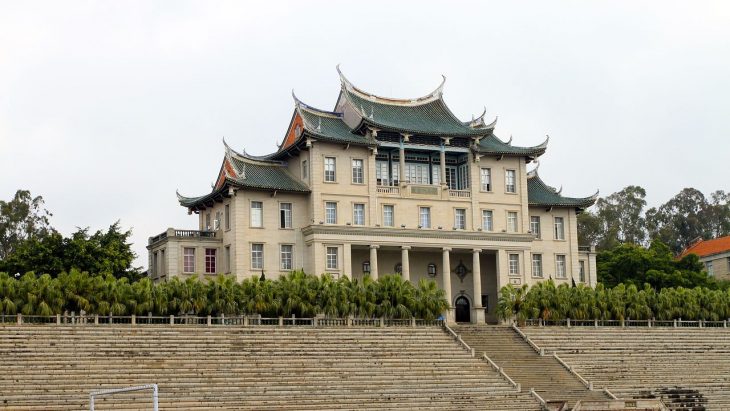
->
1, 1, 729, 269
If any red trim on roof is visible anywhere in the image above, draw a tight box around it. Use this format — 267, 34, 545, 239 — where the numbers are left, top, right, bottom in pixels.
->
678, 235, 730, 258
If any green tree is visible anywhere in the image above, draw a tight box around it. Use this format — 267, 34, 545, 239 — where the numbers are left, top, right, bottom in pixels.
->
646, 188, 714, 254
1, 222, 142, 280
0, 190, 54, 260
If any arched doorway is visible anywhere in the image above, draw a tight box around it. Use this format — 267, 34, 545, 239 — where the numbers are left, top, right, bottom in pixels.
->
455, 296, 470, 323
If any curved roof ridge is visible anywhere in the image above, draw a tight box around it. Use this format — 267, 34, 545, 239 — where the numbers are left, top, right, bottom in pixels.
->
222, 138, 281, 165
292, 91, 344, 119
337, 64, 445, 106
527, 170, 598, 208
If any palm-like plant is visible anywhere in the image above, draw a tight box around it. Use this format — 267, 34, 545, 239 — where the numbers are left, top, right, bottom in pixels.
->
206, 275, 239, 315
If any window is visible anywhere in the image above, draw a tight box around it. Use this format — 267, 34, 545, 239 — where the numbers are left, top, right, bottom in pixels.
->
353, 203, 365, 225
505, 169, 516, 193
183, 248, 195, 273
556, 255, 567, 278
225, 246, 231, 273
224, 204, 231, 230
454, 209, 466, 229
530, 216, 541, 238
405, 163, 429, 184
579, 260, 586, 282
160, 249, 165, 276
507, 212, 518, 233
251, 244, 264, 269
205, 249, 216, 274
280, 245, 293, 270
482, 210, 493, 231
205, 213, 211, 230
302, 160, 308, 179
324, 157, 336, 182
325, 202, 337, 224
352, 159, 364, 184
326, 246, 338, 270
445, 166, 457, 190
706, 261, 714, 277
279, 203, 292, 229
509, 254, 520, 276
250, 201, 263, 227
554, 217, 565, 240
480, 168, 491, 191
532, 254, 543, 278
376, 161, 390, 186
152, 252, 158, 276
419, 207, 431, 228
383, 205, 394, 227
215, 211, 221, 230
457, 164, 470, 190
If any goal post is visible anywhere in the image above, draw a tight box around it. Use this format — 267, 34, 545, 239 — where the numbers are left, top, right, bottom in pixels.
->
89, 384, 158, 411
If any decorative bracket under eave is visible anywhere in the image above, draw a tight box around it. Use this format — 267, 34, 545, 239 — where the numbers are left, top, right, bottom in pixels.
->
441, 136, 452, 146
305, 137, 316, 148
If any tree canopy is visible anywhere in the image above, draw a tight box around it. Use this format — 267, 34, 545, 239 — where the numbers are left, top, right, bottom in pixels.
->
0, 190, 53, 260
0, 270, 448, 320
0, 189, 141, 280
579, 186, 730, 255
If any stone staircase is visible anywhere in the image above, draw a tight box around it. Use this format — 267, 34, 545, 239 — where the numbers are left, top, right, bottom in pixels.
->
452, 325, 610, 409
0, 325, 542, 410
522, 326, 730, 411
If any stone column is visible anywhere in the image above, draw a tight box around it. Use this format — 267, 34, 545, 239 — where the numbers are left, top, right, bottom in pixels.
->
401, 246, 411, 282
343, 243, 352, 279
442, 247, 454, 323
472, 249, 485, 324
399, 139, 406, 186
439, 145, 447, 186
369, 245, 379, 280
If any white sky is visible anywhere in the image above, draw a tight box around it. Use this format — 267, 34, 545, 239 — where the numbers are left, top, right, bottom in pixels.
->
1, 1, 729, 269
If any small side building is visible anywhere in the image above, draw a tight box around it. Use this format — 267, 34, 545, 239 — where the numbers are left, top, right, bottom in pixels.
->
678, 236, 730, 280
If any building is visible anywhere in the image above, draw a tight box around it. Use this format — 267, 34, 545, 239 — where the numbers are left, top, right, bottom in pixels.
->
147, 67, 598, 323
678, 235, 730, 280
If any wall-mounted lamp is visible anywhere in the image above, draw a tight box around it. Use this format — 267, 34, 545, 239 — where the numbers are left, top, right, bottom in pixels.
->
427, 263, 437, 277
362, 260, 371, 273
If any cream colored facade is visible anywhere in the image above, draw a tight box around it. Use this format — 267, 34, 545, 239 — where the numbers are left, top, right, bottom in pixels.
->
148, 70, 597, 323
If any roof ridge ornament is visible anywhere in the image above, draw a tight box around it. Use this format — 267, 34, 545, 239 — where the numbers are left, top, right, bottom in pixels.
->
507, 135, 513, 145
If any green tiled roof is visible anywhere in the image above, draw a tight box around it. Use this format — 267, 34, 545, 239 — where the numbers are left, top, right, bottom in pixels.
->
178, 152, 309, 209
342, 87, 489, 137
527, 172, 597, 209
228, 156, 309, 193
477, 135, 548, 157
297, 105, 369, 146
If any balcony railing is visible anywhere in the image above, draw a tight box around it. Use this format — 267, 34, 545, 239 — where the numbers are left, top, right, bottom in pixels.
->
149, 229, 217, 245
448, 189, 471, 198
578, 246, 594, 253
376, 186, 400, 195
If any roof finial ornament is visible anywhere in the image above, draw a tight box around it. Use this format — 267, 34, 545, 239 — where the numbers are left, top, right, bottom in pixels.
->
557, 185, 563, 195
507, 135, 513, 145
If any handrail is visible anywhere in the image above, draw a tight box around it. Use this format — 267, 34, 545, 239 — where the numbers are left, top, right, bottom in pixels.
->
553, 352, 593, 390
0, 314, 446, 327
442, 323, 474, 357
482, 354, 520, 391
521, 318, 729, 328
512, 323, 545, 355
530, 388, 547, 407
604, 387, 618, 400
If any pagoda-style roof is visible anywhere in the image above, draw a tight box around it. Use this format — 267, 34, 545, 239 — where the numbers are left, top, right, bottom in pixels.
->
294, 95, 370, 146
335, 66, 495, 137
177, 141, 309, 211
527, 168, 597, 209
476, 134, 549, 157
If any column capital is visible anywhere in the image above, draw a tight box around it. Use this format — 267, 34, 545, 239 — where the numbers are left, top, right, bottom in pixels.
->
442, 247, 452, 252
401, 246, 411, 251
370, 245, 380, 250
472, 248, 483, 253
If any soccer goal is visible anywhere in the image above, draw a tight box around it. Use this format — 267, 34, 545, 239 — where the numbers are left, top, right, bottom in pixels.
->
89, 384, 158, 411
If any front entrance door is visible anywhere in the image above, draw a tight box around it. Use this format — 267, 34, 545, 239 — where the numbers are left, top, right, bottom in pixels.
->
455, 296, 470, 323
